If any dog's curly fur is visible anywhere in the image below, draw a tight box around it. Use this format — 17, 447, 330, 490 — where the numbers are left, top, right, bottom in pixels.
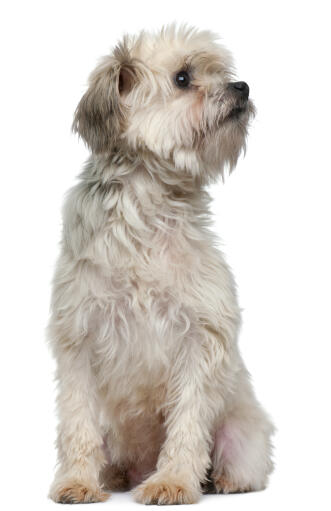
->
48, 25, 274, 505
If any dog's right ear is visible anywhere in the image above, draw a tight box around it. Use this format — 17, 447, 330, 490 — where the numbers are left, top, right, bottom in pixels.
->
72, 53, 135, 154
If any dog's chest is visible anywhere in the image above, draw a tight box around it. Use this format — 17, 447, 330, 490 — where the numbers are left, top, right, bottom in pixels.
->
91, 287, 175, 412
81, 190, 224, 401
88, 239, 200, 405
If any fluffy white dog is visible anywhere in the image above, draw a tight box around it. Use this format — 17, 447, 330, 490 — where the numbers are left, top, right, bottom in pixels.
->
48, 25, 274, 505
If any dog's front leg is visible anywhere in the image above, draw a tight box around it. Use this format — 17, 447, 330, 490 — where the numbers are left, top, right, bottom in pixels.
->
133, 336, 217, 505
49, 341, 108, 504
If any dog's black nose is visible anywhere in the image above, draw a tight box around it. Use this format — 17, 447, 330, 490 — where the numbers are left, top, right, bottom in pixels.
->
229, 81, 249, 100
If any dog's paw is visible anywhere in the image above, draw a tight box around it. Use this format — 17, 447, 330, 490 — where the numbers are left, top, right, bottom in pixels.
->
50, 480, 109, 504
133, 475, 200, 505
212, 474, 252, 494
133, 474, 200, 506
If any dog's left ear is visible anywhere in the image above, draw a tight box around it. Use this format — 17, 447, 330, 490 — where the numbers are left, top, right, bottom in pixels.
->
72, 53, 136, 154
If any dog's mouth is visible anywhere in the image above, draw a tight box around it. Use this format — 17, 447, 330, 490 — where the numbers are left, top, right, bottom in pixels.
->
226, 105, 247, 120
223, 99, 255, 124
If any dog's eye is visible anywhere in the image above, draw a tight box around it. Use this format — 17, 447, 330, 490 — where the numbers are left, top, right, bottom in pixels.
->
174, 70, 190, 88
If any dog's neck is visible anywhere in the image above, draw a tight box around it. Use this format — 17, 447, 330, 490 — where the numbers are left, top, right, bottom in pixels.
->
80, 151, 210, 215
63, 151, 215, 262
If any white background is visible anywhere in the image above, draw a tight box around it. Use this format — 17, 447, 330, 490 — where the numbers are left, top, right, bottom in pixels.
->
1, 1, 330, 509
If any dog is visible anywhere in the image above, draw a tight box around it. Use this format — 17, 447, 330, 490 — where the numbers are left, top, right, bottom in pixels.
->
48, 24, 274, 505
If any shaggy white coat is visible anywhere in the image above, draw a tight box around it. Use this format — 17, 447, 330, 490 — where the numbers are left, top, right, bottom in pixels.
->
48, 25, 274, 505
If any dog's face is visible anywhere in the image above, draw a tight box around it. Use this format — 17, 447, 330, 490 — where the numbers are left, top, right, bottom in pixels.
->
73, 26, 255, 182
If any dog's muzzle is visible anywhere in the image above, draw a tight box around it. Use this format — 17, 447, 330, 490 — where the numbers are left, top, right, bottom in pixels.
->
225, 81, 250, 119
228, 81, 250, 101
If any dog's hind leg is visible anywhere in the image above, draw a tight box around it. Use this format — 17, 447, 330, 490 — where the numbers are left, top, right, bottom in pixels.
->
211, 366, 274, 494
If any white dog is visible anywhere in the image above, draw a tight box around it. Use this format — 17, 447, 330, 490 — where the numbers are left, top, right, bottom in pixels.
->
48, 25, 274, 505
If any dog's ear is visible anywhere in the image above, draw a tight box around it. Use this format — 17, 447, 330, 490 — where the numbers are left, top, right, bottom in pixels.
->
72, 54, 135, 154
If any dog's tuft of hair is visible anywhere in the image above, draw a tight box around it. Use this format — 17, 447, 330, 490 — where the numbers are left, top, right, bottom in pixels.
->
49, 25, 273, 506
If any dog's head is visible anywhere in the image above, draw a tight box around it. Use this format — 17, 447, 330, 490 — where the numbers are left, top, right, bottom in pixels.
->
73, 25, 255, 182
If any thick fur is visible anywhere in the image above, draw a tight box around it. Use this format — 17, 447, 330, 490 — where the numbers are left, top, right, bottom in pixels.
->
48, 25, 274, 505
